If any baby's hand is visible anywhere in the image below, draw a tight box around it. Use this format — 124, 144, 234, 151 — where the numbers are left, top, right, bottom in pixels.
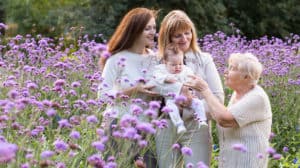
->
164, 77, 177, 83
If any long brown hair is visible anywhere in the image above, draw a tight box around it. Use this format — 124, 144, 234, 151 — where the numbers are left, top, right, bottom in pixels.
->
99, 7, 157, 70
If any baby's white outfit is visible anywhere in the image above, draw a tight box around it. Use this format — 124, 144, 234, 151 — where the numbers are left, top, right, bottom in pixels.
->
150, 64, 208, 134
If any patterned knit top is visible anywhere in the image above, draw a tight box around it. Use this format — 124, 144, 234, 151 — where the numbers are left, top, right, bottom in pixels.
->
218, 85, 272, 168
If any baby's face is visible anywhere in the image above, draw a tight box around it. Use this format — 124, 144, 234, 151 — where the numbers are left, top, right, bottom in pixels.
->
165, 54, 184, 74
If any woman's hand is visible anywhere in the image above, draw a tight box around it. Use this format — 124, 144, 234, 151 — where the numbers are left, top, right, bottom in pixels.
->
184, 75, 209, 93
136, 84, 160, 97
120, 84, 160, 97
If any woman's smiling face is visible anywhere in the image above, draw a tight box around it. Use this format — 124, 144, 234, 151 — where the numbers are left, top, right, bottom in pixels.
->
171, 29, 192, 52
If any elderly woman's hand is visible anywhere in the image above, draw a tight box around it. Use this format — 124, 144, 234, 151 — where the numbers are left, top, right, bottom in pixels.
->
184, 75, 209, 93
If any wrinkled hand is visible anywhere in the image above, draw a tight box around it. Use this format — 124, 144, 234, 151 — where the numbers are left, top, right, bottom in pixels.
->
184, 75, 209, 92
164, 77, 177, 83
136, 84, 160, 97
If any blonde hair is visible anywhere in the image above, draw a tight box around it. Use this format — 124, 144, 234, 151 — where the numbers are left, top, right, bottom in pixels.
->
158, 10, 200, 59
229, 53, 263, 84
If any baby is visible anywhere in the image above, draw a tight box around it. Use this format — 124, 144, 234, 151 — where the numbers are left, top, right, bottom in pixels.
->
151, 43, 208, 134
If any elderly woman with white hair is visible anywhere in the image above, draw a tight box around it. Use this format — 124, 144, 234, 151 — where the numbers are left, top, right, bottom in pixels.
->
185, 53, 272, 168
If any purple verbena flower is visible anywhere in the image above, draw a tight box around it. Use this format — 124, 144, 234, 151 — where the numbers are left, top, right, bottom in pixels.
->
56, 162, 66, 168
256, 153, 264, 159
282, 146, 289, 153
112, 130, 122, 138
136, 122, 156, 134
181, 146, 192, 156
152, 119, 168, 129
161, 106, 172, 114
166, 92, 176, 98
175, 95, 187, 104
138, 140, 148, 148
122, 127, 138, 139
58, 119, 71, 128
25, 153, 33, 159
87, 154, 105, 167
54, 79, 66, 87
71, 81, 81, 88
0, 23, 8, 30
96, 128, 105, 136
107, 156, 115, 162
86, 115, 98, 124
40, 150, 55, 159
197, 161, 209, 168
269, 132, 276, 140
232, 143, 247, 153
120, 114, 137, 127
7, 89, 18, 99
266, 147, 276, 155
102, 50, 111, 59
21, 163, 30, 168
53, 139, 68, 151
149, 101, 161, 109
46, 108, 56, 117
272, 153, 282, 160
0, 142, 18, 163
105, 161, 117, 168
186, 163, 194, 168
172, 143, 180, 150
26, 82, 38, 89
130, 105, 143, 116
144, 109, 157, 118
92, 141, 105, 152
69, 130, 81, 139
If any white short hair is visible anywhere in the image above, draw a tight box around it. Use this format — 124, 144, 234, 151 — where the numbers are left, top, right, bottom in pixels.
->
229, 53, 263, 84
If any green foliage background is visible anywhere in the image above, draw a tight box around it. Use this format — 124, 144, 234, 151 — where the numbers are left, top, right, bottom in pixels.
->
1, 0, 299, 40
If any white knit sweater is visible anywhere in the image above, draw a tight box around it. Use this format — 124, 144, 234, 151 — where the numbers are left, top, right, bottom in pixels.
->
218, 85, 272, 168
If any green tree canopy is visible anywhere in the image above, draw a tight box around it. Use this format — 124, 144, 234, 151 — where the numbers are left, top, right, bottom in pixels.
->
2, 0, 299, 39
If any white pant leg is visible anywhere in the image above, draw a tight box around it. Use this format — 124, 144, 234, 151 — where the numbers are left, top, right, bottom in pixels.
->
181, 120, 211, 167
191, 98, 207, 121
166, 99, 184, 127
155, 120, 182, 168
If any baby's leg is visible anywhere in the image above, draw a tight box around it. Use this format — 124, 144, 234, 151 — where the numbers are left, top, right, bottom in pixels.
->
191, 98, 208, 128
166, 99, 186, 134
191, 98, 206, 121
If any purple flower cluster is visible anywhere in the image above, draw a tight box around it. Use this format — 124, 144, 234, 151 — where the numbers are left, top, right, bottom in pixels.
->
0, 31, 298, 167
0, 142, 18, 163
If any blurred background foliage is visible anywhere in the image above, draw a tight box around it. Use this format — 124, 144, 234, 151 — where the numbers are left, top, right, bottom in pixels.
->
0, 0, 299, 40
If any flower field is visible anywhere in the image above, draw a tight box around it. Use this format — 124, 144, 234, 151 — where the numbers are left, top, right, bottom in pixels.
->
0, 27, 299, 167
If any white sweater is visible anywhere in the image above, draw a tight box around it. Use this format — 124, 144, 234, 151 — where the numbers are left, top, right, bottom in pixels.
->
218, 85, 272, 168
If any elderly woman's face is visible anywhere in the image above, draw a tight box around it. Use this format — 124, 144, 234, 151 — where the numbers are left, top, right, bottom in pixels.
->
224, 60, 248, 89
171, 29, 192, 52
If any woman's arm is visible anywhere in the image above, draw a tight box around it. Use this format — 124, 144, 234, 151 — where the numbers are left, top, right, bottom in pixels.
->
185, 75, 238, 128
201, 89, 238, 127
98, 57, 119, 99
